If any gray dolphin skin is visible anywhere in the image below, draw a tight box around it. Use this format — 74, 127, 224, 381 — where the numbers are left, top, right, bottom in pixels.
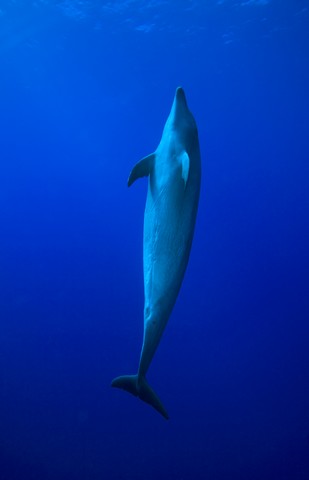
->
111, 87, 201, 419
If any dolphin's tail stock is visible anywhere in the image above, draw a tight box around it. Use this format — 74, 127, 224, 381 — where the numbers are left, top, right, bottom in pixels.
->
111, 374, 169, 419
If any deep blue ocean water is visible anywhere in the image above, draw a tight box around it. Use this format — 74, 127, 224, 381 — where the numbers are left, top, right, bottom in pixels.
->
0, 1, 309, 479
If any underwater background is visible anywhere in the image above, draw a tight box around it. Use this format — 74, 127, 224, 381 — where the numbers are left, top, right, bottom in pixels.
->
0, 1, 309, 479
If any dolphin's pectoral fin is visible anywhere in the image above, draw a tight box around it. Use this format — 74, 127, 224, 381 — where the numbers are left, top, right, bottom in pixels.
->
111, 374, 169, 419
180, 150, 190, 188
128, 153, 155, 187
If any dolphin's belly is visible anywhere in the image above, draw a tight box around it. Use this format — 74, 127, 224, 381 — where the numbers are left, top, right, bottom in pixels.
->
143, 177, 198, 316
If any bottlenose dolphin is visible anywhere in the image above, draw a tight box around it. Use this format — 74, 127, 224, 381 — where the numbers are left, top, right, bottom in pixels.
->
111, 87, 201, 419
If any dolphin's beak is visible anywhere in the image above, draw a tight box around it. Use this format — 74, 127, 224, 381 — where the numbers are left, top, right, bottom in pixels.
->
172, 86, 188, 119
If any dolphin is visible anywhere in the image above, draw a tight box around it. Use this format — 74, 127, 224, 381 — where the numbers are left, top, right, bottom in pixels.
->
111, 87, 201, 419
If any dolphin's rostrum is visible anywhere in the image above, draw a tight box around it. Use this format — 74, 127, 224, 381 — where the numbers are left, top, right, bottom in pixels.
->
111, 87, 201, 419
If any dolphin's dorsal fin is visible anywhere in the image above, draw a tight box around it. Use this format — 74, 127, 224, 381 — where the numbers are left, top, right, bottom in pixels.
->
180, 150, 190, 187
128, 153, 155, 187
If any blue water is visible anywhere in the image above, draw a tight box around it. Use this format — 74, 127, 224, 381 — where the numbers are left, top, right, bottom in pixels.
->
0, 1, 309, 479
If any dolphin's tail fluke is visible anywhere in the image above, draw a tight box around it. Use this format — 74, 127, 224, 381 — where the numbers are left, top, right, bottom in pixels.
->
111, 374, 169, 420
